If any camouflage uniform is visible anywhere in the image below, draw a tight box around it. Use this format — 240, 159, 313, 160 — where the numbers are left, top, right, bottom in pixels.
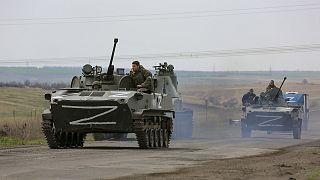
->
266, 80, 276, 92
242, 92, 256, 106
259, 92, 267, 105
266, 84, 276, 91
265, 80, 277, 100
130, 65, 152, 89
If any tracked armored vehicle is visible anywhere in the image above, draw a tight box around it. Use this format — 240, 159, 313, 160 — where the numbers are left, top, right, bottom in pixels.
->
152, 63, 193, 139
241, 77, 304, 139
42, 39, 174, 149
93, 62, 194, 141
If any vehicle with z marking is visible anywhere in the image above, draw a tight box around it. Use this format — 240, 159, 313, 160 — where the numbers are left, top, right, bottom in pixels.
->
42, 38, 174, 149
241, 77, 307, 139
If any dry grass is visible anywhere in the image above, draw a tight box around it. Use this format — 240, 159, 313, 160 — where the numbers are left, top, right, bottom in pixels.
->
180, 79, 320, 109
0, 87, 48, 140
0, 116, 43, 139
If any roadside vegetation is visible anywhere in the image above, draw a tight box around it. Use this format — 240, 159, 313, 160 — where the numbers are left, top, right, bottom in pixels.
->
0, 80, 68, 90
0, 87, 49, 146
0, 137, 46, 147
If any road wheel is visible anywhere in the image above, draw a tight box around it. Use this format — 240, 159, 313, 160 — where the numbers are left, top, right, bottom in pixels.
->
154, 129, 159, 148
163, 129, 169, 148
149, 129, 155, 148
148, 129, 154, 148
42, 118, 59, 149
135, 129, 150, 149
145, 129, 150, 148
158, 129, 164, 148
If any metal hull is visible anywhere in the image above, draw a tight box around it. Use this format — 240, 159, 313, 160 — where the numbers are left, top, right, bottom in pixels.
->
245, 111, 296, 132
51, 100, 133, 133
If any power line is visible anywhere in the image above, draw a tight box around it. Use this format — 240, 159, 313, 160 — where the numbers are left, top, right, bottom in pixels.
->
1, 43, 320, 65
1, 3, 319, 22
1, 5, 320, 26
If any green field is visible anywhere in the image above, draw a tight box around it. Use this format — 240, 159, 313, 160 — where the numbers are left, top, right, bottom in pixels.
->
0, 87, 48, 117
0, 87, 49, 142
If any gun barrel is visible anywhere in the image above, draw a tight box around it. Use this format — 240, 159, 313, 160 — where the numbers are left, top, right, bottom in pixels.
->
107, 38, 118, 75
276, 77, 287, 98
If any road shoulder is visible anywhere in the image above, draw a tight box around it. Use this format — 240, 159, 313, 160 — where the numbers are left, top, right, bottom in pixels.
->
114, 140, 320, 180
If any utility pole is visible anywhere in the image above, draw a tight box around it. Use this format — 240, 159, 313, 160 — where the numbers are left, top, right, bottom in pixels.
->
205, 99, 208, 122
269, 65, 272, 76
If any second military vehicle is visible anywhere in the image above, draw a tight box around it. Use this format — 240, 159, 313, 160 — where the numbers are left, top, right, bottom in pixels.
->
42, 38, 174, 149
241, 77, 305, 139
284, 92, 309, 130
153, 63, 194, 139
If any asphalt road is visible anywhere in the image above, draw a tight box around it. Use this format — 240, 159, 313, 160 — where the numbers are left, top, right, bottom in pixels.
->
0, 110, 319, 180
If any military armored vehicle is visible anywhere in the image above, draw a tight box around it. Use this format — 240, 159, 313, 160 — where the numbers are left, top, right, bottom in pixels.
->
241, 77, 304, 139
284, 92, 309, 130
152, 63, 193, 139
93, 62, 194, 141
42, 38, 174, 149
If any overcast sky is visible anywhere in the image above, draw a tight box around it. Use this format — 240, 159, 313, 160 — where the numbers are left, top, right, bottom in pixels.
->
0, 0, 319, 71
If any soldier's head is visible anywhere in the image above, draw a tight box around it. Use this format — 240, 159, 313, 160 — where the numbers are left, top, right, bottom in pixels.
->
269, 80, 275, 86
132, 61, 140, 72
249, 89, 254, 94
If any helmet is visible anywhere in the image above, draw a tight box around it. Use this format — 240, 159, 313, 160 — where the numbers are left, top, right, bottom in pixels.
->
269, 80, 275, 86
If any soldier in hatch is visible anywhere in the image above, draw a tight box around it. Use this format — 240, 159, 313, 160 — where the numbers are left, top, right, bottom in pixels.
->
242, 89, 256, 106
130, 60, 152, 90
266, 80, 277, 92
264, 80, 286, 105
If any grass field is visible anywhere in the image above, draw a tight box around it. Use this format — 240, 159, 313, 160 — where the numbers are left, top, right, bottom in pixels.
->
0, 137, 46, 147
0, 87, 49, 141
180, 77, 320, 108
308, 168, 320, 180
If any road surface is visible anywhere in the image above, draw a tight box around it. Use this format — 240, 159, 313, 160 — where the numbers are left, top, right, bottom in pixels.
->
0, 111, 319, 180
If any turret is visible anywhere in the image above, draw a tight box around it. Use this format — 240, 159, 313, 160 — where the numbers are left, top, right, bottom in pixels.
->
71, 38, 122, 89
154, 62, 178, 90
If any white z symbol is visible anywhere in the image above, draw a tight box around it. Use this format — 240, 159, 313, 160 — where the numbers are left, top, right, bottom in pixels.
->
286, 96, 296, 103
256, 115, 283, 127
62, 105, 118, 125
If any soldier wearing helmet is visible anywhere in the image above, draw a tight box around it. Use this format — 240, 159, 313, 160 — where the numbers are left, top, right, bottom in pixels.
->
266, 80, 276, 92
